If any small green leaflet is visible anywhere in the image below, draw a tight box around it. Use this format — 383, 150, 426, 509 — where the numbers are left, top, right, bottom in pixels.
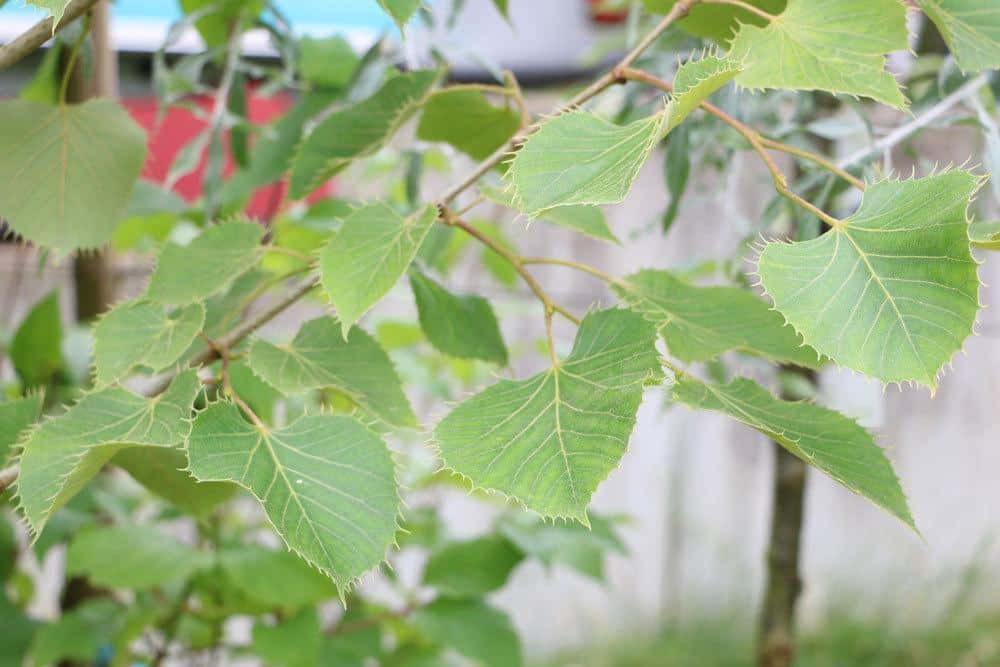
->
970, 221, 1000, 250
145, 220, 264, 305
423, 535, 523, 596
410, 268, 509, 365
16, 370, 200, 536
376, 0, 421, 32
10, 290, 63, 389
0, 393, 43, 462
247, 316, 417, 427
758, 171, 981, 389
0, 99, 147, 252
299, 36, 359, 89
507, 56, 738, 216
480, 184, 620, 244
218, 545, 339, 608
186, 403, 400, 593
67, 524, 210, 590
290, 69, 441, 198
642, 0, 785, 43
613, 270, 822, 368
671, 374, 914, 529
412, 599, 523, 667
433, 309, 663, 521
93, 300, 205, 385
918, 0, 1000, 72
491, 0, 510, 19
114, 447, 237, 518
417, 89, 521, 161
318, 203, 438, 335
728, 0, 909, 108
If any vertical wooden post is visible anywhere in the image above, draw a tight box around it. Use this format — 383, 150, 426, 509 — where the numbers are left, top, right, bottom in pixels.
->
69, 0, 117, 323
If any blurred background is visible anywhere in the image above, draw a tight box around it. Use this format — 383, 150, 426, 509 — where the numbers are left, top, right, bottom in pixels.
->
2, 1, 999, 665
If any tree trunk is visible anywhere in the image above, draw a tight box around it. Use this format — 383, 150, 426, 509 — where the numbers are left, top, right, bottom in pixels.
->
756, 439, 808, 667
67, 0, 117, 322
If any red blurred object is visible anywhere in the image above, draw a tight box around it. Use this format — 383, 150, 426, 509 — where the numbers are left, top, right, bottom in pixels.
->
124, 86, 326, 221
588, 0, 628, 23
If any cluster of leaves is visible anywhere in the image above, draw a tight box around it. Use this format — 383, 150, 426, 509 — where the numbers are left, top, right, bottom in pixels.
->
1, 0, 999, 664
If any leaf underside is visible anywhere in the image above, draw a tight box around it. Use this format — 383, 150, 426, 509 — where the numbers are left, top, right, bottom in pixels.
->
507, 55, 738, 216
671, 374, 914, 529
433, 309, 663, 521
145, 221, 264, 306
247, 316, 417, 427
729, 0, 909, 108
918, 0, 1000, 72
758, 171, 981, 388
0, 99, 147, 252
93, 300, 206, 386
186, 403, 400, 592
16, 370, 201, 535
614, 269, 822, 368
290, 69, 440, 198
318, 203, 438, 335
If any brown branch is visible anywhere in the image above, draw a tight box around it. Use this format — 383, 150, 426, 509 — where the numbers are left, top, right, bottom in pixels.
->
0, 0, 102, 71
436, 0, 697, 207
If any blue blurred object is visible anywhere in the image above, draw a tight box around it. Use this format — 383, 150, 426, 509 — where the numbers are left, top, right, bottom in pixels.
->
0, 0, 396, 51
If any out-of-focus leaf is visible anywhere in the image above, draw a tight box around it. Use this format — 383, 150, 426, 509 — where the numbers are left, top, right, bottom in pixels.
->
423, 535, 523, 596
10, 291, 64, 389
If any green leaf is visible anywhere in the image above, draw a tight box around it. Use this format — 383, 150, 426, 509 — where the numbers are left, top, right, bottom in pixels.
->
218, 545, 339, 608
253, 607, 322, 667
66, 524, 209, 590
299, 36, 359, 89
480, 184, 620, 244
433, 309, 663, 521
418, 89, 521, 161
0, 99, 147, 252
318, 203, 438, 335
0, 596, 36, 667
970, 221, 1000, 250
10, 290, 64, 390
248, 316, 416, 427
0, 394, 43, 463
423, 534, 523, 596
499, 513, 626, 581
25, 0, 70, 24
15, 370, 201, 536
145, 220, 264, 305
31, 600, 120, 667
613, 270, 822, 368
221, 91, 338, 205
410, 268, 508, 365
671, 374, 914, 529
186, 404, 400, 593
507, 56, 737, 216
290, 69, 441, 198
728, 0, 909, 108
93, 300, 205, 386
918, 0, 1000, 72
412, 599, 522, 667
758, 171, 981, 388
642, 0, 785, 43
377, 0, 421, 32
663, 123, 690, 230
491, 0, 510, 18
507, 112, 664, 217
114, 447, 237, 518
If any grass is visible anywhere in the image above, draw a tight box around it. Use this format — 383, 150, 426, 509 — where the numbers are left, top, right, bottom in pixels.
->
537, 612, 1000, 666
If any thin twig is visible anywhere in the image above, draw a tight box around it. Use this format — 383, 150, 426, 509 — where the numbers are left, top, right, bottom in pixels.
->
623, 67, 844, 229
521, 257, 625, 286
436, 0, 697, 206
759, 137, 866, 190
0, 0, 102, 71
836, 73, 991, 170
701, 0, 776, 21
